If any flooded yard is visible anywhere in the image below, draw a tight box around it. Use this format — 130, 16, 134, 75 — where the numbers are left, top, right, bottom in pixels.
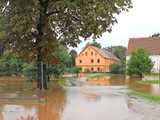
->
0, 75, 159, 120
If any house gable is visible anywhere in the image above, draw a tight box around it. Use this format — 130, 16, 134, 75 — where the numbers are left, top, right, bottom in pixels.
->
76, 45, 106, 66
75, 45, 118, 72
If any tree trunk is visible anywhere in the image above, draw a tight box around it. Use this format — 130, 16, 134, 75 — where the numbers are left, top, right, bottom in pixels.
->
37, 53, 48, 90
37, 53, 42, 89
43, 63, 48, 89
36, 0, 50, 90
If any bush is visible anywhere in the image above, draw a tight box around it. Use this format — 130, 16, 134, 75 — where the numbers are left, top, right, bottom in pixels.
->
127, 48, 153, 77
22, 62, 37, 81
65, 67, 81, 74
110, 63, 123, 74
0, 51, 23, 76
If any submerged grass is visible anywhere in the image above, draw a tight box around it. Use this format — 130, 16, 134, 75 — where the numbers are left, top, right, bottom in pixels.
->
86, 73, 110, 80
129, 91, 160, 102
137, 80, 160, 85
58, 79, 65, 87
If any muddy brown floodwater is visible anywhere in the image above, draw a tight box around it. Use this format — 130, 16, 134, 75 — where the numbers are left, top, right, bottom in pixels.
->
0, 75, 159, 120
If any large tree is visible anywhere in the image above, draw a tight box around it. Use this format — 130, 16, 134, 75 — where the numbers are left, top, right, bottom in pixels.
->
0, 0, 132, 89
127, 48, 153, 78
151, 33, 160, 37
107, 46, 126, 74
105, 46, 126, 61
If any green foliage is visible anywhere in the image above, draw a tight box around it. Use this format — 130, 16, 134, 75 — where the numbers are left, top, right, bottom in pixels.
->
110, 63, 124, 74
127, 48, 153, 77
137, 80, 160, 85
88, 39, 102, 48
0, 45, 72, 79
22, 61, 37, 81
106, 46, 127, 74
0, 51, 23, 75
65, 67, 81, 74
0, 0, 132, 88
48, 46, 71, 78
48, 64, 66, 78
69, 49, 77, 67
86, 73, 107, 80
0, 16, 5, 39
106, 46, 127, 61
129, 91, 160, 102
151, 33, 160, 37
0, 0, 132, 61
58, 79, 65, 87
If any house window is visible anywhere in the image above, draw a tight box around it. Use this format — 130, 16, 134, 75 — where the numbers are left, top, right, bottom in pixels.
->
79, 60, 82, 63
91, 59, 94, 63
85, 52, 87, 56
97, 59, 100, 63
91, 67, 94, 71
91, 52, 93, 56
97, 67, 100, 72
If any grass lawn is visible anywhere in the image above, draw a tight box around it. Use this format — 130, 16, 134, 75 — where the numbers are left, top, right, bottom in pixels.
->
128, 91, 160, 102
137, 80, 160, 85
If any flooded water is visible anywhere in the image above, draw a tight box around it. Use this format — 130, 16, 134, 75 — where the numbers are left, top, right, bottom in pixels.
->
0, 75, 159, 120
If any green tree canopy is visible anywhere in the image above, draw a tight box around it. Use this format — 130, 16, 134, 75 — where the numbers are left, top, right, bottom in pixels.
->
127, 48, 153, 78
87, 39, 102, 48
151, 33, 160, 37
0, 0, 132, 60
0, 0, 132, 89
69, 49, 77, 67
0, 51, 23, 75
105, 46, 126, 61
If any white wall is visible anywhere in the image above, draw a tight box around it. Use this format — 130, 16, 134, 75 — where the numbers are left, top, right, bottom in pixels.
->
126, 55, 160, 73
149, 55, 160, 72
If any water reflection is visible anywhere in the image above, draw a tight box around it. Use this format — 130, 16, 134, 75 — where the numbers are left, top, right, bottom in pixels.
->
0, 80, 66, 120
128, 76, 160, 96
61, 87, 131, 120
0, 75, 159, 120
87, 74, 160, 96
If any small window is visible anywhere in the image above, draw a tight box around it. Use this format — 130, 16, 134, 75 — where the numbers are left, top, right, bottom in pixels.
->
85, 52, 87, 56
97, 67, 100, 71
79, 60, 82, 63
97, 59, 100, 63
91, 59, 94, 63
91, 52, 93, 56
91, 68, 94, 71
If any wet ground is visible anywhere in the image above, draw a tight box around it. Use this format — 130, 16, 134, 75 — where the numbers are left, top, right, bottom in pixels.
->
0, 75, 159, 120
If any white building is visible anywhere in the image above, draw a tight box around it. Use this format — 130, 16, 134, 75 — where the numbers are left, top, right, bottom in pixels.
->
127, 37, 160, 73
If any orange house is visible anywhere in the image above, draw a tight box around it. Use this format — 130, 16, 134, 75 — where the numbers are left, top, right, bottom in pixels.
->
75, 45, 119, 72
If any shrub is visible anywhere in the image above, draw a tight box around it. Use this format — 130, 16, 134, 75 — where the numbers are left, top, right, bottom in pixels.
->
127, 48, 153, 77
110, 63, 123, 74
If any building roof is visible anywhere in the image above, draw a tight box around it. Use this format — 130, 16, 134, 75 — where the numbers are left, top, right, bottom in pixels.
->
91, 46, 119, 61
127, 37, 160, 55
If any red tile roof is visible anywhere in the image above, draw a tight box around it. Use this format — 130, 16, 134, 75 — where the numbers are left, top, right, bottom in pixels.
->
127, 37, 160, 55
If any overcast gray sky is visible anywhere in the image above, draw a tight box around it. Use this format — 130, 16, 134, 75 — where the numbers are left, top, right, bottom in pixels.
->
73, 0, 160, 53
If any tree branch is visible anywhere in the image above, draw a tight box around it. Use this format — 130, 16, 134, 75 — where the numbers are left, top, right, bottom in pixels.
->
38, 0, 44, 5
46, 10, 59, 16
44, 0, 50, 4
